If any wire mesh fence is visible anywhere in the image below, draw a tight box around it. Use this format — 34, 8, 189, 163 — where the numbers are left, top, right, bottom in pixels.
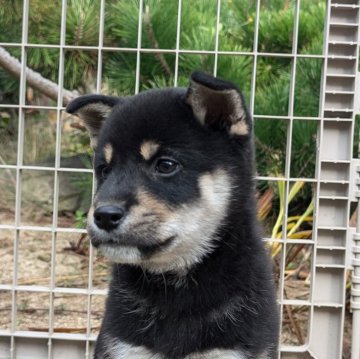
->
0, 0, 359, 358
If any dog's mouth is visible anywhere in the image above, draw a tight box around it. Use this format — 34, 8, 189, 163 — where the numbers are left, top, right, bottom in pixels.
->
134, 235, 176, 256
91, 234, 176, 257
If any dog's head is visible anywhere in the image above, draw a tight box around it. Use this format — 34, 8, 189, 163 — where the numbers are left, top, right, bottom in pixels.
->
66, 72, 252, 273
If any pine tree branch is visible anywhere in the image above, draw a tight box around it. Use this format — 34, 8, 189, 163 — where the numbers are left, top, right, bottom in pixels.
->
0, 46, 77, 105
143, 6, 172, 78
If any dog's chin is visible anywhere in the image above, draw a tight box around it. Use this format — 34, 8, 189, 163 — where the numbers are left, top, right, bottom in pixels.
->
97, 244, 144, 264
89, 231, 177, 266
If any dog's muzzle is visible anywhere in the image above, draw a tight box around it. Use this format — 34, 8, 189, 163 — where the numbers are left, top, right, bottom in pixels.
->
88, 202, 176, 257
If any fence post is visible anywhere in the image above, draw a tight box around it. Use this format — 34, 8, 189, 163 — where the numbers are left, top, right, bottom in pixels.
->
353, 204, 360, 359
311, 0, 359, 358
352, 6, 360, 354
350, 1, 360, 359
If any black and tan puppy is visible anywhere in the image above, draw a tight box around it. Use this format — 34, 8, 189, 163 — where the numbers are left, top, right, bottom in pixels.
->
67, 72, 279, 359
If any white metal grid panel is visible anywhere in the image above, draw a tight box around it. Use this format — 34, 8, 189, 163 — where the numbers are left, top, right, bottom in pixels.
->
0, 0, 359, 358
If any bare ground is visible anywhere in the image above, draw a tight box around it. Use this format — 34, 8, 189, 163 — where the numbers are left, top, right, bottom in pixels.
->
0, 210, 353, 356
0, 210, 107, 335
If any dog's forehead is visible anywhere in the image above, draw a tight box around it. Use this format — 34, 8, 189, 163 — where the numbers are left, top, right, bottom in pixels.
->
99, 88, 198, 149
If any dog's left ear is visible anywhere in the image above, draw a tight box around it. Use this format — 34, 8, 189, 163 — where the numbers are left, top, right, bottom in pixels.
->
66, 94, 122, 148
186, 71, 250, 136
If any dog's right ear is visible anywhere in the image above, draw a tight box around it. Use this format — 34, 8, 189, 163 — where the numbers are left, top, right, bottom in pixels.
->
66, 95, 121, 148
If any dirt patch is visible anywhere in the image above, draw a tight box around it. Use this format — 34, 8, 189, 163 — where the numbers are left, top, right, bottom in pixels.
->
0, 211, 353, 356
0, 210, 108, 334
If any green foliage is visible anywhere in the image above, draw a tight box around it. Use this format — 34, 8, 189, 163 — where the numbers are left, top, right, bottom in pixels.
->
0, 1, 23, 43
294, 56, 322, 117
0, 0, 328, 207
75, 210, 88, 229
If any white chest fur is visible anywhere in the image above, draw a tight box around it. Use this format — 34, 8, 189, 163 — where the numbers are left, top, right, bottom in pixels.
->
105, 339, 255, 359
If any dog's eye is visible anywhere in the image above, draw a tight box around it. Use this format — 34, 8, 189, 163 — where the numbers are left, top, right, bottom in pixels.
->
155, 158, 179, 175
97, 165, 111, 180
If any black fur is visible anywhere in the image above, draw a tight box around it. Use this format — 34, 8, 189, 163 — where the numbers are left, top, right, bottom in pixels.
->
66, 94, 120, 114
191, 70, 239, 91
67, 72, 279, 358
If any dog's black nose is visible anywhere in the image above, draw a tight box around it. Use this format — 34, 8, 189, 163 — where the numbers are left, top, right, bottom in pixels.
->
93, 205, 124, 231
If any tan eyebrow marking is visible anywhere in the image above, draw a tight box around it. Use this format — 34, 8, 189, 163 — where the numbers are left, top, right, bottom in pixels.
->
104, 143, 113, 164
140, 140, 160, 161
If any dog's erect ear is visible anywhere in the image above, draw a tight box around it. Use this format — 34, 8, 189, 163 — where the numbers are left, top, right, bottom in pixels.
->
186, 71, 250, 136
66, 95, 121, 148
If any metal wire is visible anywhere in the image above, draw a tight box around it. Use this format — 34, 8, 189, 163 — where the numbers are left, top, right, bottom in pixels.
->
0, 1, 359, 358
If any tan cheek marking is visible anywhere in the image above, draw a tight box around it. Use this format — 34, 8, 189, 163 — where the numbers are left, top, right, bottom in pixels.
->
140, 140, 160, 161
128, 190, 170, 228
104, 143, 113, 163
141, 169, 232, 272
229, 120, 248, 136
137, 191, 170, 221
